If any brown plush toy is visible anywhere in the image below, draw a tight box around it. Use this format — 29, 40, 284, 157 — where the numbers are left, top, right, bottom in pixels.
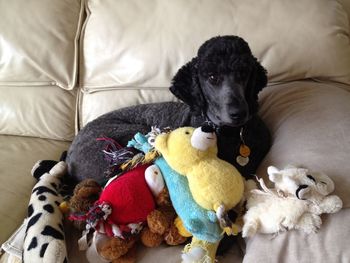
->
68, 165, 187, 263
140, 188, 188, 248
68, 179, 102, 230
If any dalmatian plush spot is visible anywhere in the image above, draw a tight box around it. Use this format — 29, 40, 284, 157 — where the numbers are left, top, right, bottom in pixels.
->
23, 161, 68, 263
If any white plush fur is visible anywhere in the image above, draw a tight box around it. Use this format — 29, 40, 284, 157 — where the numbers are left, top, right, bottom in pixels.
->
190, 127, 217, 151
242, 165, 343, 238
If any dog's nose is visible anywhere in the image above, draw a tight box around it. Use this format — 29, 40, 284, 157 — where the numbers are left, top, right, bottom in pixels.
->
201, 125, 215, 133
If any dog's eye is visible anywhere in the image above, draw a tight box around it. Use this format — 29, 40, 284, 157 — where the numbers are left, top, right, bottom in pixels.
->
208, 74, 220, 85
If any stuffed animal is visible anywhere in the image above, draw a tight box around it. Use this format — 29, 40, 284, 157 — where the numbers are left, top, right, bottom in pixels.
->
69, 164, 186, 263
23, 161, 68, 263
128, 130, 222, 243
155, 126, 244, 234
153, 126, 245, 263
242, 165, 343, 238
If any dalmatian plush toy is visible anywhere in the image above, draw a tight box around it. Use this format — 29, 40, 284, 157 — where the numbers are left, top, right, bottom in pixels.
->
23, 161, 68, 263
242, 165, 343, 237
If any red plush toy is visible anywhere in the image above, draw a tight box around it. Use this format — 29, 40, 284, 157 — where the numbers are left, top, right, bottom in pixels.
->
69, 163, 187, 263
73, 164, 156, 238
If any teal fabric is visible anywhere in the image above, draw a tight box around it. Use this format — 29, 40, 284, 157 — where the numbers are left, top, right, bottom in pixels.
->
128, 133, 222, 243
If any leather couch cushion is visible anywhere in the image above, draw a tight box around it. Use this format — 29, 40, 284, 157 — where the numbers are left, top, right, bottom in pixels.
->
0, 0, 84, 90
244, 208, 350, 263
0, 86, 76, 141
80, 0, 350, 92
0, 135, 71, 244
78, 88, 177, 128
257, 81, 350, 208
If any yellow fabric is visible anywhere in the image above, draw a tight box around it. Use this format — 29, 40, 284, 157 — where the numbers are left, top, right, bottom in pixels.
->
174, 217, 192, 237
183, 237, 220, 263
155, 127, 244, 212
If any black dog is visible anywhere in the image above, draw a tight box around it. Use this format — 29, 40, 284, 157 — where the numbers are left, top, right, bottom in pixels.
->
65, 35, 271, 253
169, 35, 270, 177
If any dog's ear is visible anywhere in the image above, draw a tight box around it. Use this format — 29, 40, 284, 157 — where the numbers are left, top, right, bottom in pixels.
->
247, 57, 268, 113
170, 57, 206, 115
253, 58, 268, 94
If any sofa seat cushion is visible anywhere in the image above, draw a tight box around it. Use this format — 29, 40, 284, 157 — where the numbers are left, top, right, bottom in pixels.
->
257, 81, 350, 208
244, 208, 350, 263
0, 135, 70, 244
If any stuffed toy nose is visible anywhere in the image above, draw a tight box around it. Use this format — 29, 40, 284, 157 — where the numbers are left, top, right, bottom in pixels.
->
191, 127, 217, 151
201, 124, 215, 133
296, 184, 310, 200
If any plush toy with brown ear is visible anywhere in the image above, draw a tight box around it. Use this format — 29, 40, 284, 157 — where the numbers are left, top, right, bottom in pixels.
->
68, 164, 187, 263
242, 165, 343, 237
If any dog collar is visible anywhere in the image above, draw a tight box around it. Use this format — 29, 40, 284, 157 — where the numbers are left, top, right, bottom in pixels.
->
203, 120, 251, 167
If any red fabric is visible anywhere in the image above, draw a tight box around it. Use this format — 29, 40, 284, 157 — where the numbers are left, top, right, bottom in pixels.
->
97, 164, 155, 225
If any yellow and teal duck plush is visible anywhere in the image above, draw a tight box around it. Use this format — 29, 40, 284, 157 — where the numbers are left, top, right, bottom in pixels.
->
155, 126, 245, 236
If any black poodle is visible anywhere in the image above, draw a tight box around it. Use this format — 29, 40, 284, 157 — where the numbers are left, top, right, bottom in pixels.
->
65, 35, 271, 253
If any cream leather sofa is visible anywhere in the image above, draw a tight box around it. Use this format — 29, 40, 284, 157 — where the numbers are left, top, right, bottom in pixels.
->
1, 0, 350, 262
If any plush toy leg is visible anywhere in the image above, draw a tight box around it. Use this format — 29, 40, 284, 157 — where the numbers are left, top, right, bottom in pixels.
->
42, 240, 68, 263
145, 165, 165, 197
85, 232, 110, 263
174, 217, 192, 238
111, 245, 137, 263
215, 204, 240, 235
242, 220, 258, 238
31, 160, 58, 180
181, 237, 219, 263
296, 212, 322, 234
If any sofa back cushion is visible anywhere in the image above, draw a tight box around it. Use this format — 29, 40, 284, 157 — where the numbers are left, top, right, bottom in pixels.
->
0, 0, 84, 90
80, 0, 350, 94
0, 0, 84, 140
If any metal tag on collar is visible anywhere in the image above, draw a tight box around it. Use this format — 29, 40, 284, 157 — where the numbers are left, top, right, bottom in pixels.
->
236, 127, 251, 166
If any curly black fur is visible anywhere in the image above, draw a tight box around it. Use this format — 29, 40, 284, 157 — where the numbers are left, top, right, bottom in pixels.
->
170, 35, 267, 127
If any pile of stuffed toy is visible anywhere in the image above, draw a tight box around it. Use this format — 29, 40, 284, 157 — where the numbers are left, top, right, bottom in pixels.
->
22, 126, 343, 263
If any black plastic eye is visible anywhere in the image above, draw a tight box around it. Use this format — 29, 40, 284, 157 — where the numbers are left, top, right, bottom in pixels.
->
307, 175, 316, 183
185, 131, 190, 135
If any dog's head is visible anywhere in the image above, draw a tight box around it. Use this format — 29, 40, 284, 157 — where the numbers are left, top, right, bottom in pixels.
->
170, 35, 267, 127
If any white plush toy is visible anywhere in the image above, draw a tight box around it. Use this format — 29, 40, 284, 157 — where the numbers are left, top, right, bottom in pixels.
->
242, 165, 343, 238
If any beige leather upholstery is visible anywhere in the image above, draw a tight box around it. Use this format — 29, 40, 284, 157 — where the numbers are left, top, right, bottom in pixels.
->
1, 0, 350, 262
0, 86, 76, 141
80, 0, 350, 94
257, 81, 350, 208
0, 0, 84, 90
0, 136, 70, 244
78, 88, 178, 128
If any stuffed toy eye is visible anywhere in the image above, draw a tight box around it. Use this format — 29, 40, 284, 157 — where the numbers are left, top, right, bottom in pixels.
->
307, 175, 316, 183
148, 137, 156, 146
